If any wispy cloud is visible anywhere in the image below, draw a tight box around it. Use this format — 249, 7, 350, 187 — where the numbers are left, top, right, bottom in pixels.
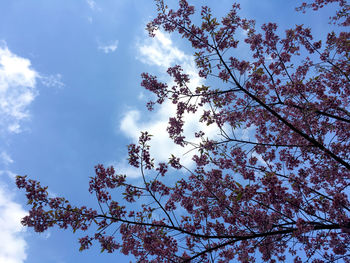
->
98, 40, 119, 54
0, 42, 38, 134
118, 31, 221, 171
0, 151, 13, 165
0, 182, 27, 263
86, 0, 100, 11
39, 73, 64, 89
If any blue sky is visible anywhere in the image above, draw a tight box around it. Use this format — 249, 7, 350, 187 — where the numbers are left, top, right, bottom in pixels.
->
0, 1, 338, 262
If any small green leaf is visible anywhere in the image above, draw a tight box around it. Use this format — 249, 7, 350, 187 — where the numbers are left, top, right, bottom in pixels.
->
236, 192, 243, 201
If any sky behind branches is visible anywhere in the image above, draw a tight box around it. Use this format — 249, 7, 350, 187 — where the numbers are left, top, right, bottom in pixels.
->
0, 1, 337, 262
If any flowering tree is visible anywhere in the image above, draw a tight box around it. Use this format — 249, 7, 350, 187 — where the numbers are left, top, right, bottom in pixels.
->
16, 0, 350, 262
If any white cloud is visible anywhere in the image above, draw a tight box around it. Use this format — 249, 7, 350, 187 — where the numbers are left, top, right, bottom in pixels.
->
137, 31, 186, 68
0, 42, 38, 134
0, 42, 63, 134
0, 182, 27, 263
109, 158, 141, 179
120, 106, 220, 168
119, 31, 221, 171
98, 40, 119, 54
0, 151, 13, 166
86, 0, 99, 10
